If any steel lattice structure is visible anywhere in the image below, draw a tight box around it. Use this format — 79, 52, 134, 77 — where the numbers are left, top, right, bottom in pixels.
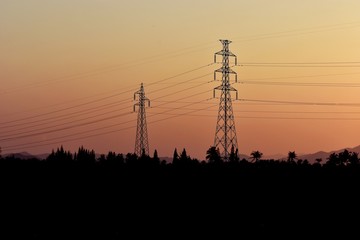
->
213, 39, 239, 160
134, 83, 150, 156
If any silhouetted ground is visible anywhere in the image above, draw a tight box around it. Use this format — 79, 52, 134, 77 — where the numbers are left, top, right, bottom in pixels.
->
0, 154, 359, 238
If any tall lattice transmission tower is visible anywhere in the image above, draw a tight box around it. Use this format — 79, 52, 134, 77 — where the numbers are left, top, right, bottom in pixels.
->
213, 39, 238, 160
134, 83, 150, 156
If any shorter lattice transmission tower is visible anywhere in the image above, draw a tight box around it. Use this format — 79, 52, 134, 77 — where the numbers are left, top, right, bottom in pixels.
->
134, 83, 150, 156
213, 39, 239, 160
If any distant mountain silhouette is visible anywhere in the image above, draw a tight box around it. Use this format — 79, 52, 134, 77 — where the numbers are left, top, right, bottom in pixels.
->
3, 152, 49, 160
263, 153, 286, 160
239, 153, 250, 160
3, 152, 108, 160
299, 145, 360, 163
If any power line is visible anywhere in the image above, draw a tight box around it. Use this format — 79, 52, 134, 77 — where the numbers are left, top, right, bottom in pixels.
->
0, 74, 212, 139
0, 112, 133, 142
239, 116, 360, 120
2, 86, 139, 118
147, 63, 213, 87
0, 86, 206, 136
1, 97, 214, 152
0, 100, 132, 130
4, 62, 212, 118
7, 26, 360, 152
2, 65, 138, 95
0, 88, 209, 140
152, 82, 209, 102
1, 117, 137, 151
238, 99, 360, 107
244, 72, 360, 80
238, 61, 360, 65
0, 103, 133, 137
238, 64, 360, 68
0, 88, 212, 144
152, 100, 217, 104
0, 88, 136, 125
1, 63, 213, 126
152, 106, 360, 114
239, 81, 360, 87
5, 91, 360, 152
146, 112, 360, 121
2, 46, 216, 95
234, 20, 360, 43
152, 99, 336, 106
4, 60, 359, 133
1, 124, 136, 152
6, 105, 360, 153
148, 73, 212, 95
6, 20, 360, 96
5, 20, 360, 94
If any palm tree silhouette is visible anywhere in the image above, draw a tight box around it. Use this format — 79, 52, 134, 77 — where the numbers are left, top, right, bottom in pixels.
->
250, 151, 263, 163
287, 151, 297, 162
206, 146, 221, 163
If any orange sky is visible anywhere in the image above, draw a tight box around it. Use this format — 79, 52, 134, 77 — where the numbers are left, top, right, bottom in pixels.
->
2, 0, 360, 159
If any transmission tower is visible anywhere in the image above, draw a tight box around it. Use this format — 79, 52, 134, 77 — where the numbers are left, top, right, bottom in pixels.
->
213, 39, 238, 160
134, 83, 150, 156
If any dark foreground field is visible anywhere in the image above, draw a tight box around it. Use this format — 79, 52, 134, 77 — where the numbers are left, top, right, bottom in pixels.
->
1, 154, 359, 239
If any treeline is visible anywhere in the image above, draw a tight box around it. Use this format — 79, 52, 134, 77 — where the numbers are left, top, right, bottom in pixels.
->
2, 145, 360, 167
1, 146, 360, 238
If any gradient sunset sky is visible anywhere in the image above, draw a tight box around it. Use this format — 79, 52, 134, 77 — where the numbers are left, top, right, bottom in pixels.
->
2, 0, 360, 159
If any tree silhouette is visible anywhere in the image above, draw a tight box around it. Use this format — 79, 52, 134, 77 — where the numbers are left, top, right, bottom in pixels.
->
315, 158, 322, 164
172, 148, 179, 164
98, 154, 106, 163
325, 150, 359, 166
179, 148, 190, 162
153, 149, 159, 162
106, 151, 116, 162
109, 152, 124, 165
302, 159, 309, 165
75, 146, 96, 165
338, 149, 351, 166
47, 145, 73, 162
206, 146, 221, 163
139, 148, 152, 165
250, 150, 263, 163
349, 151, 359, 166
150, 149, 160, 165
287, 151, 297, 163
235, 149, 240, 162
141, 148, 147, 158
229, 146, 239, 163
2, 143, 360, 237
125, 152, 138, 164
327, 152, 339, 166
